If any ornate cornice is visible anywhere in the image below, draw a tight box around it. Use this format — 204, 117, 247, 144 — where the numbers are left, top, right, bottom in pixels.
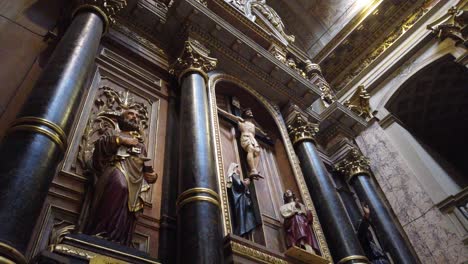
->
169, 40, 218, 82
332, 0, 434, 91
334, 148, 371, 182
74, 0, 128, 32
286, 112, 320, 146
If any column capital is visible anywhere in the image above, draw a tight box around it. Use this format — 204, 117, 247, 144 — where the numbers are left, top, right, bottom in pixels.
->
335, 148, 371, 182
169, 40, 218, 83
73, 0, 127, 32
286, 111, 319, 146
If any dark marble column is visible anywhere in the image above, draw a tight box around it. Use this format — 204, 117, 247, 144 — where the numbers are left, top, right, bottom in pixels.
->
0, 3, 127, 263
285, 111, 368, 264
170, 40, 223, 264
336, 149, 421, 264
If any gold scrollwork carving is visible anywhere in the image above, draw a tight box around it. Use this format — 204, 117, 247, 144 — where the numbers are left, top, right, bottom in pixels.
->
230, 241, 288, 264
73, 0, 128, 32
169, 40, 218, 82
286, 113, 319, 146
8, 116, 68, 153
335, 148, 371, 183
176, 187, 221, 211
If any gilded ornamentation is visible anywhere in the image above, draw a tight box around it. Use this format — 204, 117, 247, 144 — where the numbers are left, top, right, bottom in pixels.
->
304, 60, 322, 77
335, 0, 433, 90
335, 148, 371, 182
208, 74, 332, 262
315, 77, 336, 107
169, 40, 218, 82
344, 85, 374, 120
268, 44, 287, 63
286, 58, 307, 78
427, 1, 468, 47
74, 0, 127, 31
287, 112, 319, 146
230, 241, 288, 264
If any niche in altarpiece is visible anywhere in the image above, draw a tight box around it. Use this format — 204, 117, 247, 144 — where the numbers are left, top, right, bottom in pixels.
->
214, 80, 303, 253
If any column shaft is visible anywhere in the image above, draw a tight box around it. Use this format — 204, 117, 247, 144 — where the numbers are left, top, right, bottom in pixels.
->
0, 11, 104, 263
296, 141, 367, 264
176, 73, 223, 263
352, 174, 421, 264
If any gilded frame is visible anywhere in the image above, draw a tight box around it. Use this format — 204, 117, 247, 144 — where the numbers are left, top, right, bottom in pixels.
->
207, 73, 332, 261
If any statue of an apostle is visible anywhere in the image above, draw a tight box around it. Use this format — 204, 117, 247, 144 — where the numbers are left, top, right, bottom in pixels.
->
280, 190, 320, 255
227, 163, 258, 239
84, 109, 157, 245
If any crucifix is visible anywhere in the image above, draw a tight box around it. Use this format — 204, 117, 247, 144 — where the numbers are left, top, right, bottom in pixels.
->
217, 103, 269, 180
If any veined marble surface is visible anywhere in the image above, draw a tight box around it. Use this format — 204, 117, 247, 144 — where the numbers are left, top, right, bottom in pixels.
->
356, 122, 468, 264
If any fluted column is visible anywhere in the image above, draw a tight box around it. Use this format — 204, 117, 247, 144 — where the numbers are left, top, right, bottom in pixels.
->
170, 40, 223, 264
336, 148, 421, 264
0, 1, 127, 263
286, 111, 368, 264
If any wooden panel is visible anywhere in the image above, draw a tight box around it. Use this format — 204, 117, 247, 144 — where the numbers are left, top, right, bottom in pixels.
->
29, 46, 169, 258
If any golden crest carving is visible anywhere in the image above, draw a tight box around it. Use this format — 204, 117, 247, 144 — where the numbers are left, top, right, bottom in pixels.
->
287, 112, 320, 146
334, 148, 371, 182
169, 40, 218, 82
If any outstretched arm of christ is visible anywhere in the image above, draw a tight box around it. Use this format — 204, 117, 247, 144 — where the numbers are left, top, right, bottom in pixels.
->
217, 107, 243, 123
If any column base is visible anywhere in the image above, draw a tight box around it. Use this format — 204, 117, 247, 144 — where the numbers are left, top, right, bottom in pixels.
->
0, 242, 27, 264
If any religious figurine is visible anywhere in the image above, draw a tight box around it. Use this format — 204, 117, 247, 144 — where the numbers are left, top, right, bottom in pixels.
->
280, 190, 320, 255
84, 109, 157, 245
227, 163, 258, 238
217, 107, 268, 179
357, 204, 390, 264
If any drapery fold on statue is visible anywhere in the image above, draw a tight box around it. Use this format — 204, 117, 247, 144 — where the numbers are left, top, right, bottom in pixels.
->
230, 173, 257, 236
84, 130, 150, 245
280, 201, 320, 253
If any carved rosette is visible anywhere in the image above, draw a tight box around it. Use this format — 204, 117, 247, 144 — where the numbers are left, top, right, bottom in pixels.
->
286, 113, 319, 146
334, 148, 371, 182
74, 0, 127, 31
169, 40, 218, 82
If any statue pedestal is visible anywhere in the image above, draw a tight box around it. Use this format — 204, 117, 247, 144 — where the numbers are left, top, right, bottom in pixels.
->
284, 246, 330, 264
40, 234, 161, 264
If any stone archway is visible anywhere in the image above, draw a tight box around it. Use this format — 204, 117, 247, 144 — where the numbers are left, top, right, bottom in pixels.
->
386, 55, 468, 188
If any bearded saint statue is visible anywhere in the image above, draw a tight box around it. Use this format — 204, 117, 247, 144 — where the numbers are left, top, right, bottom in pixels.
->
84, 109, 157, 245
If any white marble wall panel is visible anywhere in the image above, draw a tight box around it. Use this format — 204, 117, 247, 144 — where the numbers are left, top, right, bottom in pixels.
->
356, 122, 468, 263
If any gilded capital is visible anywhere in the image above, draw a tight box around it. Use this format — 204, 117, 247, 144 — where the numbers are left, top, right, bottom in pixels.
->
169, 40, 218, 82
286, 112, 319, 146
74, 0, 127, 32
335, 148, 371, 182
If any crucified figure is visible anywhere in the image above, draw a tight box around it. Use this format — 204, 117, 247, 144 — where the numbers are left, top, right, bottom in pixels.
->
218, 107, 268, 179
